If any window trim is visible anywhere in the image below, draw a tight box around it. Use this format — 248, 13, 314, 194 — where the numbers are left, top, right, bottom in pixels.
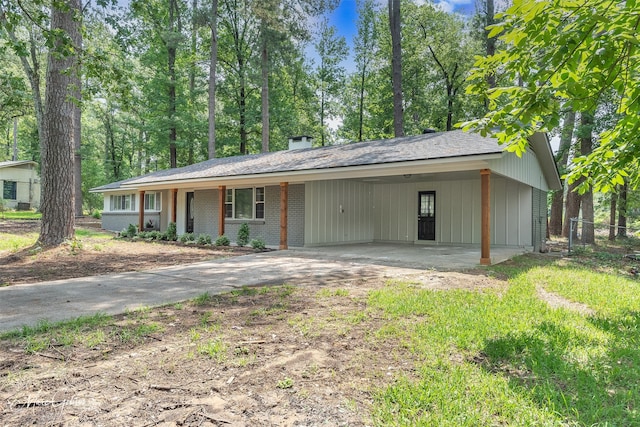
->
144, 192, 162, 212
224, 187, 265, 220
109, 194, 135, 212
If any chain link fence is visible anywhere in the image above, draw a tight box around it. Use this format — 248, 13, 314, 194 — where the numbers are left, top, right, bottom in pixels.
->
567, 217, 638, 253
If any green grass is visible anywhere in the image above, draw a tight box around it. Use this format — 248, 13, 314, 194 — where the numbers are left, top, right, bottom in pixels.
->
369, 256, 640, 426
0, 232, 38, 251
1, 211, 41, 220
75, 228, 114, 239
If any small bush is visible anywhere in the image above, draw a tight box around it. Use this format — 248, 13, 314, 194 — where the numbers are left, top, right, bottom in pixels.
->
215, 235, 230, 246
179, 232, 195, 243
197, 234, 212, 245
149, 231, 163, 240
164, 222, 178, 241
121, 224, 138, 238
91, 210, 102, 219
250, 238, 266, 250
138, 231, 151, 239
237, 223, 250, 247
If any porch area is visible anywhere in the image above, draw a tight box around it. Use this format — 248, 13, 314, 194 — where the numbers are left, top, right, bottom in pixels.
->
289, 243, 529, 270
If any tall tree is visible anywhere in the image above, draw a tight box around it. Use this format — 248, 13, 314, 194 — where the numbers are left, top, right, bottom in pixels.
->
549, 109, 575, 236
617, 180, 628, 238
39, 0, 81, 246
0, 1, 46, 163
388, 0, 403, 137
208, 0, 219, 159
353, 0, 376, 142
579, 111, 595, 244
465, 0, 640, 192
415, 6, 477, 131
314, 17, 348, 146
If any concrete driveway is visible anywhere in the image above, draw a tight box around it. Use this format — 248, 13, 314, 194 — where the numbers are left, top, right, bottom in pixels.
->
0, 244, 526, 333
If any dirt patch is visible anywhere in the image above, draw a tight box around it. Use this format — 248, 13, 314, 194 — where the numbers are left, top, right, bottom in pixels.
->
536, 286, 595, 315
0, 277, 425, 426
0, 219, 257, 286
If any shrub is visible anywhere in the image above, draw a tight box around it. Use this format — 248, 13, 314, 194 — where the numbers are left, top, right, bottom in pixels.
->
215, 235, 230, 246
121, 223, 138, 238
250, 238, 266, 250
164, 222, 178, 241
91, 210, 102, 219
237, 223, 250, 247
179, 232, 195, 243
138, 231, 151, 239
149, 231, 163, 240
197, 234, 212, 245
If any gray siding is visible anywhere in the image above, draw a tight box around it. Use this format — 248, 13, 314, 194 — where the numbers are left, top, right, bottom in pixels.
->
192, 184, 305, 247
374, 182, 416, 242
305, 180, 374, 245
372, 175, 532, 247
488, 150, 550, 191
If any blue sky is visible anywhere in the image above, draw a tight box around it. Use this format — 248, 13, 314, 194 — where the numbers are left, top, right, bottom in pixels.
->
324, 0, 476, 72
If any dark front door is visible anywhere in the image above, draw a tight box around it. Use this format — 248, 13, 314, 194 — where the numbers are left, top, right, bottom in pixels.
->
186, 192, 194, 233
418, 191, 436, 240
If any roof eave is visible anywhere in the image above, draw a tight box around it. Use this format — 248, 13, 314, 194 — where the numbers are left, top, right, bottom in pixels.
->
104, 153, 502, 192
529, 132, 562, 191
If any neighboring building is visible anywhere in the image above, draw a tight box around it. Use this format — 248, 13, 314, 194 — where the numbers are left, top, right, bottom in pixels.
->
90, 130, 561, 264
0, 160, 41, 210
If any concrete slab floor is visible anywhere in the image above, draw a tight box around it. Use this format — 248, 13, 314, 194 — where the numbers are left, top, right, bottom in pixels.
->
289, 243, 529, 270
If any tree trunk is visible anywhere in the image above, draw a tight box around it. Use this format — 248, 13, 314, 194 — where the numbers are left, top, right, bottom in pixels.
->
239, 59, 247, 155
261, 32, 269, 153
562, 179, 581, 240
389, 0, 403, 137
549, 109, 575, 235
187, 0, 197, 165
609, 192, 617, 241
208, 0, 218, 159
168, 0, 178, 168
358, 62, 366, 142
485, 0, 496, 90
39, 0, 80, 246
618, 181, 628, 238
73, 21, 83, 217
579, 111, 594, 244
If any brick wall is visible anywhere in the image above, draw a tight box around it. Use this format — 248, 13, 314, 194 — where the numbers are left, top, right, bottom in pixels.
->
192, 184, 305, 247
101, 212, 160, 233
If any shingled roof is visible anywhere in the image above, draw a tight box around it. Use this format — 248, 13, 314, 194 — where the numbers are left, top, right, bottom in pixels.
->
92, 130, 504, 192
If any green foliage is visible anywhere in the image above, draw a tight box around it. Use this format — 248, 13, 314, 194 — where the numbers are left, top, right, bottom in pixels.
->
464, 0, 640, 192
120, 224, 138, 238
179, 232, 195, 243
197, 234, 212, 245
276, 377, 294, 389
215, 235, 230, 246
250, 238, 266, 250
91, 210, 102, 219
369, 255, 640, 426
237, 223, 250, 247
164, 222, 177, 241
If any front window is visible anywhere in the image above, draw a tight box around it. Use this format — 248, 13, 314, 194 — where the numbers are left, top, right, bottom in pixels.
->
144, 192, 161, 211
3, 181, 17, 200
109, 194, 135, 211
225, 187, 265, 220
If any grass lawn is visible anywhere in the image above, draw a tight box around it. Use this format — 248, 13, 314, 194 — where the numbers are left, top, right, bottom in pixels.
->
370, 255, 640, 426
0, 211, 41, 220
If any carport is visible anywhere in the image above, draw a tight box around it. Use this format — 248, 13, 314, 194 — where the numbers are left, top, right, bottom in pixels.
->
290, 243, 527, 270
